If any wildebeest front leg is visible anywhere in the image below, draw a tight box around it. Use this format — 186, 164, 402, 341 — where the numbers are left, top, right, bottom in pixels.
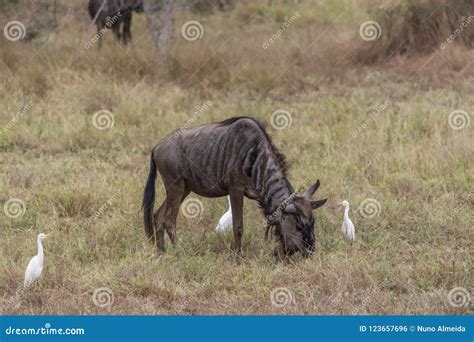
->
122, 11, 132, 44
229, 190, 244, 258
112, 23, 121, 42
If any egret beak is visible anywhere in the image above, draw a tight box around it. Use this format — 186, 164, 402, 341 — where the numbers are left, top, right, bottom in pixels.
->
44, 234, 49, 238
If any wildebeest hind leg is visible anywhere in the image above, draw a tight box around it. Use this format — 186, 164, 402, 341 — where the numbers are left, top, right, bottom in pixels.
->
153, 201, 167, 251
122, 11, 132, 44
163, 180, 190, 245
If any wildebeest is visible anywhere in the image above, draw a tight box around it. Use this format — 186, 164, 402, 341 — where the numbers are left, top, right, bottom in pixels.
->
143, 116, 327, 258
88, 0, 143, 47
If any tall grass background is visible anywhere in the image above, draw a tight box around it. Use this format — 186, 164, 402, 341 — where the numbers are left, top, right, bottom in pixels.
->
0, 0, 472, 314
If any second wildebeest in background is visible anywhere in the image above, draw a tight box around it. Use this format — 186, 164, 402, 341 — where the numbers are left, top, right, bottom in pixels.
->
88, 0, 143, 47
143, 116, 327, 258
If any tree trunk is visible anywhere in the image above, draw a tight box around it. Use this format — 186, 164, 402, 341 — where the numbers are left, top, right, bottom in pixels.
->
143, 0, 176, 56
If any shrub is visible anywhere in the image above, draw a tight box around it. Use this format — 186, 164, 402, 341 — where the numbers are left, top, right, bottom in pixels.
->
357, 0, 474, 63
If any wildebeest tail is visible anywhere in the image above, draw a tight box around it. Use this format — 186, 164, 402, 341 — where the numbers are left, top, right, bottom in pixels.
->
143, 152, 157, 240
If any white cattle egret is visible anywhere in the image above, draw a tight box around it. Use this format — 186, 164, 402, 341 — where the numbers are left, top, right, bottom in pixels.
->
215, 196, 233, 232
24, 233, 48, 288
340, 200, 355, 243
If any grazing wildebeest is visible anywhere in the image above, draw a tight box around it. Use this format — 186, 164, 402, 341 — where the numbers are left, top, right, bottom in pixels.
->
88, 0, 143, 47
143, 116, 327, 258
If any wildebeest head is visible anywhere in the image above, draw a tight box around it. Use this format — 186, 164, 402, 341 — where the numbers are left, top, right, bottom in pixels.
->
267, 180, 327, 257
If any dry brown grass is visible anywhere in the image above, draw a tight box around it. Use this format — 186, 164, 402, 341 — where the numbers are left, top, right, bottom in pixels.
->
356, 0, 474, 64
0, 0, 472, 315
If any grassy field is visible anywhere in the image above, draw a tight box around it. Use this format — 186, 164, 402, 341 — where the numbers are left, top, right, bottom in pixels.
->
0, 0, 472, 315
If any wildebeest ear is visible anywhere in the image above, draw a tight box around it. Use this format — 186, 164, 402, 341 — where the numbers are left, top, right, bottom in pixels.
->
304, 179, 321, 199
284, 204, 297, 214
311, 198, 327, 210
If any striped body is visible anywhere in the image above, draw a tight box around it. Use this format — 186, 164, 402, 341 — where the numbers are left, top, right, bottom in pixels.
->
155, 117, 292, 213
143, 116, 327, 257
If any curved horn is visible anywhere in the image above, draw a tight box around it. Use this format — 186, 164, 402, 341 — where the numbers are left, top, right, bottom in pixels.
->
304, 179, 321, 199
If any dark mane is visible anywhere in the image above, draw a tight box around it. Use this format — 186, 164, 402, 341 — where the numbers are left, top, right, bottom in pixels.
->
218, 116, 289, 176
